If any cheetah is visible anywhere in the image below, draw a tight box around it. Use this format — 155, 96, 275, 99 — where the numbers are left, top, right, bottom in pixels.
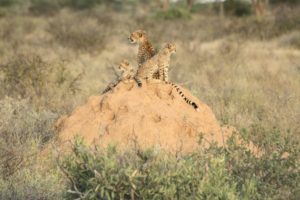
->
102, 60, 134, 94
134, 43, 176, 86
134, 43, 199, 111
165, 82, 199, 111
129, 29, 156, 65
117, 60, 135, 81
128, 29, 160, 79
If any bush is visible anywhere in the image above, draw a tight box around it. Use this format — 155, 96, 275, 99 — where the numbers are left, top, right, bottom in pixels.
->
0, 97, 64, 199
29, 0, 63, 15
29, 0, 103, 15
0, 167, 64, 200
224, 0, 252, 17
0, 54, 83, 111
61, 139, 238, 199
48, 10, 108, 52
227, 126, 300, 199
0, 0, 16, 7
63, 0, 102, 10
273, 6, 300, 34
289, 33, 300, 49
224, 7, 300, 40
277, 32, 300, 49
61, 126, 300, 199
0, 97, 58, 179
0, 17, 35, 40
270, 0, 300, 5
155, 6, 191, 20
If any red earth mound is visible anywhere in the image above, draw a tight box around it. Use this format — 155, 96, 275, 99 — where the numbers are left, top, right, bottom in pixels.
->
56, 80, 233, 153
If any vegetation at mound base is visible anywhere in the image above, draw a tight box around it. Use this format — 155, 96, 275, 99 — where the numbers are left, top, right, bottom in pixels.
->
60, 127, 300, 200
0, 0, 299, 199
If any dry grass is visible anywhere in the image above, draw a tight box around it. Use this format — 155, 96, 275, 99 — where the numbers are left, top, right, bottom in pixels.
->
0, 9, 299, 132
0, 6, 299, 198
0, 97, 65, 199
0, 7, 298, 132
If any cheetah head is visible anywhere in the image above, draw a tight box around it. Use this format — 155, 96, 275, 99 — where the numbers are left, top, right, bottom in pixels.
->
128, 30, 147, 44
164, 43, 176, 54
118, 60, 130, 72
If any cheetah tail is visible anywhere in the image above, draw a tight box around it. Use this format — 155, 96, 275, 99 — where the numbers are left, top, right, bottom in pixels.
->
101, 86, 112, 94
134, 77, 143, 87
166, 82, 200, 112
101, 82, 118, 94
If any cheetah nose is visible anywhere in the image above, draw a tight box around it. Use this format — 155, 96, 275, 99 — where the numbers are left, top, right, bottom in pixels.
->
128, 38, 134, 43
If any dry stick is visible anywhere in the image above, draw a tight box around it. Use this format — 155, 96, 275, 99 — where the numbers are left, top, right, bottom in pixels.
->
53, 143, 85, 199
110, 64, 120, 80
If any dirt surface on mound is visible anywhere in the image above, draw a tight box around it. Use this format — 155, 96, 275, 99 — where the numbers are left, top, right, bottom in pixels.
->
56, 81, 232, 153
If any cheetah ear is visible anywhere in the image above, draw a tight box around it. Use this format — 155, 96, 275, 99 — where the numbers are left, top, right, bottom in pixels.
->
138, 30, 147, 37
168, 43, 175, 49
124, 60, 129, 65
138, 32, 143, 37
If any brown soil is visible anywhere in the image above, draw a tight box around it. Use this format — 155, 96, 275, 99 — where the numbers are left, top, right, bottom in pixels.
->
56, 80, 233, 153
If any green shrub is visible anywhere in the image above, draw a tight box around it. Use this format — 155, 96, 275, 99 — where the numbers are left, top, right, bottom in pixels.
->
155, 6, 191, 20
29, 0, 63, 15
61, 126, 300, 199
61, 139, 238, 199
63, 0, 102, 9
224, 0, 252, 17
0, 0, 16, 7
226, 126, 300, 199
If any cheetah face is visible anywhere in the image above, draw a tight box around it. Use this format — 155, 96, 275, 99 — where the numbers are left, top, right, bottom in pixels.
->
129, 30, 146, 44
118, 60, 130, 71
165, 43, 176, 54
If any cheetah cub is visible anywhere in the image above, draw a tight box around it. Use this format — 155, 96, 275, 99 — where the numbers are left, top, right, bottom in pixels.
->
102, 60, 134, 94
134, 43, 176, 86
134, 43, 199, 111
118, 60, 135, 81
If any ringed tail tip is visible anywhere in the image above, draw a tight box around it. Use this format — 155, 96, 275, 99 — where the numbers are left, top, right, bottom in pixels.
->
192, 102, 200, 112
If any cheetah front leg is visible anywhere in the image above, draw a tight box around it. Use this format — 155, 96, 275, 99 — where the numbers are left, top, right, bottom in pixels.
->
158, 66, 168, 82
134, 76, 143, 87
163, 67, 169, 82
158, 67, 165, 81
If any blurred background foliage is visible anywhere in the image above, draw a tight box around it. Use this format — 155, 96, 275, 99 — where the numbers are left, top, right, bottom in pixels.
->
0, 0, 299, 17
